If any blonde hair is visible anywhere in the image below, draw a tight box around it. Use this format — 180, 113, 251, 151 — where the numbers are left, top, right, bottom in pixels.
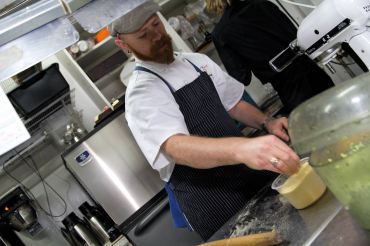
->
205, 0, 232, 15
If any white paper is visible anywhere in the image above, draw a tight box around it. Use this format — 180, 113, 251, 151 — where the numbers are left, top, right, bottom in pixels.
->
0, 87, 30, 155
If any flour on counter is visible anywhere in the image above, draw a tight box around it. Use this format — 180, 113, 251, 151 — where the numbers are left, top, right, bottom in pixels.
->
228, 188, 307, 245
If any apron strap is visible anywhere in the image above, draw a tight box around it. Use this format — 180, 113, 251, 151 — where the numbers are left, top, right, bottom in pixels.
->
184, 59, 203, 74
135, 66, 175, 93
135, 58, 202, 94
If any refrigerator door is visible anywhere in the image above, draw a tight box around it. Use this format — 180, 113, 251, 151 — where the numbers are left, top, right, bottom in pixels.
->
63, 113, 164, 225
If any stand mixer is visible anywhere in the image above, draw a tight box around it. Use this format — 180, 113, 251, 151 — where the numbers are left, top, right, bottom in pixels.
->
270, 0, 370, 73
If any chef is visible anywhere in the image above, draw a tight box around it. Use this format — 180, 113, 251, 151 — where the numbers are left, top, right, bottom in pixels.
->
109, 1, 300, 241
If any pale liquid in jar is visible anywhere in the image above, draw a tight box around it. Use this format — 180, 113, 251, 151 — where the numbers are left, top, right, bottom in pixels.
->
313, 142, 370, 229
279, 163, 326, 209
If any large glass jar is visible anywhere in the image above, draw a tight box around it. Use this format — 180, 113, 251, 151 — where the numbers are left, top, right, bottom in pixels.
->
289, 72, 370, 229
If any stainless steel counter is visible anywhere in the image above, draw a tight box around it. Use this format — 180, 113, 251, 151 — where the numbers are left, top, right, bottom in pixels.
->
208, 186, 370, 245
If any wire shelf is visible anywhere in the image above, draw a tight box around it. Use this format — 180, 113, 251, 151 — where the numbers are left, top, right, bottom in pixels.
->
0, 88, 78, 172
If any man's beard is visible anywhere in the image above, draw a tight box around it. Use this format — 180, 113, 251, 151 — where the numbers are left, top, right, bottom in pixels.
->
129, 34, 174, 64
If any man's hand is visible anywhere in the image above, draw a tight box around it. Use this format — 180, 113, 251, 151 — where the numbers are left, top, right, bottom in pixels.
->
235, 135, 300, 175
264, 117, 290, 142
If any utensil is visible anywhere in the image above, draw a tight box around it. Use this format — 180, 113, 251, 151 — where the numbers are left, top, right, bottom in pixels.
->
198, 231, 281, 246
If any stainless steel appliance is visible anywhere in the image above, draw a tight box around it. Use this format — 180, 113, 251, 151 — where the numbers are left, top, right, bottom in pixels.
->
62, 111, 164, 226
0, 187, 42, 236
62, 110, 203, 246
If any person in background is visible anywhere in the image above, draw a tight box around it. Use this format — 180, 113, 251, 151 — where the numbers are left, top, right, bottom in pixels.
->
109, 1, 300, 241
207, 0, 335, 114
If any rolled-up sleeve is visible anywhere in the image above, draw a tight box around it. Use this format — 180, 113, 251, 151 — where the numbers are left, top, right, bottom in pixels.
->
125, 73, 189, 181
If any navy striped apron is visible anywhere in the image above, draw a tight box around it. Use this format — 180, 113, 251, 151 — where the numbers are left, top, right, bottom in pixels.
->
135, 59, 275, 240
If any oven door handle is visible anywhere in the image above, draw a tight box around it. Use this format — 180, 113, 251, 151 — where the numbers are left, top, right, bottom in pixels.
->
134, 198, 169, 235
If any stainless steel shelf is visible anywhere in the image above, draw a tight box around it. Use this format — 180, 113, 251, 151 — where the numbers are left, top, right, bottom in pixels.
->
75, 36, 115, 66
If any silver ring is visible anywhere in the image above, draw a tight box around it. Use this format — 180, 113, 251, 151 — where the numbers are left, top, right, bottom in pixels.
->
269, 157, 280, 166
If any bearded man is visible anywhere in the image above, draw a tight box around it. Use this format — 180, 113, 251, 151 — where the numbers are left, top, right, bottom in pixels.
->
109, 1, 299, 241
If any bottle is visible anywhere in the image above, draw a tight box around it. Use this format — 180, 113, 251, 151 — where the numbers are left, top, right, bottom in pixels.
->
79, 202, 120, 243
61, 212, 100, 246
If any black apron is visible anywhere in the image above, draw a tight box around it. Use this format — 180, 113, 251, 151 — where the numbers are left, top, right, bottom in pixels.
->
135, 59, 275, 240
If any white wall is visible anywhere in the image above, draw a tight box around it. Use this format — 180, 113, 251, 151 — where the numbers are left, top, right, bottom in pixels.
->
42, 54, 102, 131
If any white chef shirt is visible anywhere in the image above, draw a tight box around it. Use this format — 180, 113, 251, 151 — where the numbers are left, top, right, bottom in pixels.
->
125, 52, 244, 181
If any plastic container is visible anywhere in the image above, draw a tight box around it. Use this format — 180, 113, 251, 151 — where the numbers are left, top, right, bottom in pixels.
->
288, 72, 370, 229
272, 158, 326, 209
95, 27, 109, 43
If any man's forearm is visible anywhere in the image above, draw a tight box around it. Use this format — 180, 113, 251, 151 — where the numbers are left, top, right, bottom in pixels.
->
161, 134, 246, 169
162, 133, 300, 175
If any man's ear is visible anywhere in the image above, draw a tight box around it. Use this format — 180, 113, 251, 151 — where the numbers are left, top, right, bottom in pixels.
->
115, 37, 129, 52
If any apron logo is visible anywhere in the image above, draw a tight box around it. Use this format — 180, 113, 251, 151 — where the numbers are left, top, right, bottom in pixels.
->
200, 65, 213, 77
